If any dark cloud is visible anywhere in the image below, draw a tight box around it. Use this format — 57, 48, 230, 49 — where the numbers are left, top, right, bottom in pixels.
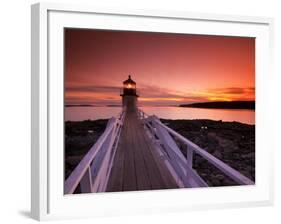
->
65, 85, 120, 93
138, 85, 182, 98
207, 87, 255, 95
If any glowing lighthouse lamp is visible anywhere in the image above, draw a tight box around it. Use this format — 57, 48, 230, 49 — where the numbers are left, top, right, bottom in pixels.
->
120, 75, 139, 111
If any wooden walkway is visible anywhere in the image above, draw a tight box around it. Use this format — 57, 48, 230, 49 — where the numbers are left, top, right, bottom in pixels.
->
106, 108, 178, 192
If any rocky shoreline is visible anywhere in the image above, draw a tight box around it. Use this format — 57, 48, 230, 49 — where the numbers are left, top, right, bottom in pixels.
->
65, 119, 108, 179
161, 119, 255, 186
65, 118, 255, 187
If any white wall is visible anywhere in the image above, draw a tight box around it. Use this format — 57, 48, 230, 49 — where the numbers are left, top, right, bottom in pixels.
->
0, 0, 280, 223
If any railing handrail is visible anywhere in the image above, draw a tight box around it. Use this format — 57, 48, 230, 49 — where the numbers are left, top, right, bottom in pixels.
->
138, 109, 254, 186
65, 110, 125, 194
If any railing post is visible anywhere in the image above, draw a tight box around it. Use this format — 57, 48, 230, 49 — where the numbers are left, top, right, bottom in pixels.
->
186, 145, 193, 168
80, 167, 93, 193
139, 109, 143, 119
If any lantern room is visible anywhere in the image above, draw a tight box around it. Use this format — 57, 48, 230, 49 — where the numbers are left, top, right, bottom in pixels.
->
120, 75, 138, 110
122, 75, 137, 96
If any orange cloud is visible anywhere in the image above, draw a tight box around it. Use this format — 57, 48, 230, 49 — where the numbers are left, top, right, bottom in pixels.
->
65, 82, 255, 106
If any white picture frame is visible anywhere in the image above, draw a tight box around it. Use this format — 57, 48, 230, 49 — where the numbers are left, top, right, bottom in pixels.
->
31, 2, 274, 221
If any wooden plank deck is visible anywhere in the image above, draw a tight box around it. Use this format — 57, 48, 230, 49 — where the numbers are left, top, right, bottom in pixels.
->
106, 109, 178, 192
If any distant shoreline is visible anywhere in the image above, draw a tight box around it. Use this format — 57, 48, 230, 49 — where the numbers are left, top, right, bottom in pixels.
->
65, 104, 122, 107
65, 101, 255, 110
65, 101, 255, 109
179, 101, 255, 110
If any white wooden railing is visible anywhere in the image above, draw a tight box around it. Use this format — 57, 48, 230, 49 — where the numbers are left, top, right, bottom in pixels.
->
138, 109, 254, 188
65, 109, 126, 194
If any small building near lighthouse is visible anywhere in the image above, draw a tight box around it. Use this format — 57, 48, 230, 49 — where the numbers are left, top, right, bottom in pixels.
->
120, 75, 139, 111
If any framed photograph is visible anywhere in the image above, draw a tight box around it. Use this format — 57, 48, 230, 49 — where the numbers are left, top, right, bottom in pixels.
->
31, 2, 274, 221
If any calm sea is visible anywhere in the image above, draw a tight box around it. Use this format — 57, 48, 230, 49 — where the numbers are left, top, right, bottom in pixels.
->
65, 106, 255, 125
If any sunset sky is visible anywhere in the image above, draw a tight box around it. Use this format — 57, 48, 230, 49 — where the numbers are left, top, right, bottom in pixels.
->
65, 29, 255, 106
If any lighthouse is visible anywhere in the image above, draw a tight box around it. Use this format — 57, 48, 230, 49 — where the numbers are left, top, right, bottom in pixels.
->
120, 75, 139, 111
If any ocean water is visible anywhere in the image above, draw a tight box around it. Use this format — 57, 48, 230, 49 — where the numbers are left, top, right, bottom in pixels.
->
65, 106, 255, 125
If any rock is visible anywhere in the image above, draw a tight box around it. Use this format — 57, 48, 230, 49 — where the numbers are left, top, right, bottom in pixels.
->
201, 173, 207, 177
213, 150, 222, 159
65, 155, 84, 166
215, 174, 224, 181
212, 179, 221, 186
206, 147, 215, 153
195, 156, 205, 165
240, 170, 252, 180
207, 132, 216, 138
241, 152, 255, 159
222, 178, 236, 186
